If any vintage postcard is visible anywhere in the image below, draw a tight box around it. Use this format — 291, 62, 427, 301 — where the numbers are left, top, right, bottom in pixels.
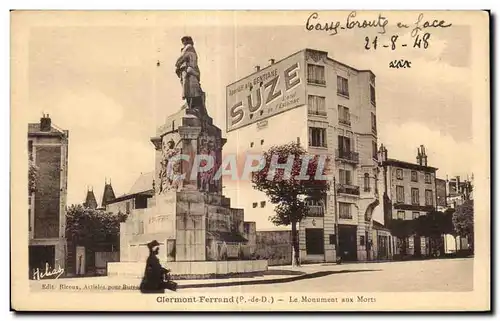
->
10, 10, 490, 311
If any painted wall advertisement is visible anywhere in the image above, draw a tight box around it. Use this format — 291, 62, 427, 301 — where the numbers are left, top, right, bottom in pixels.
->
226, 51, 306, 132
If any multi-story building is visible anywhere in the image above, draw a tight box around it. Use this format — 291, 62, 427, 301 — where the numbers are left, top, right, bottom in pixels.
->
226, 48, 379, 263
435, 178, 448, 212
378, 144, 438, 257
28, 114, 69, 276
446, 175, 474, 209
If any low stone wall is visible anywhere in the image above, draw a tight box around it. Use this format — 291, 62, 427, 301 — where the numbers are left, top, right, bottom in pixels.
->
255, 230, 292, 266
108, 260, 268, 279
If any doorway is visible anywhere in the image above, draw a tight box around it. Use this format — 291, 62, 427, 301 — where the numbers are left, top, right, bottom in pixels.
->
338, 225, 357, 261
28, 245, 55, 279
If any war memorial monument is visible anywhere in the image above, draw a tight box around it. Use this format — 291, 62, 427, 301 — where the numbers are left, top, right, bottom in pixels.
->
107, 37, 267, 279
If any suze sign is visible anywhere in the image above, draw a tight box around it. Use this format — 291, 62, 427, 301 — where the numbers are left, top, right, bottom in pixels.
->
226, 51, 306, 132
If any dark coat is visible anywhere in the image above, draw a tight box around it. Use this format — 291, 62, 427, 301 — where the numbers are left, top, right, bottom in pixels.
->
140, 253, 166, 293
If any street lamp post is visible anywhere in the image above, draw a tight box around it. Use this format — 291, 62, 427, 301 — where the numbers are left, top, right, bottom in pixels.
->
333, 177, 340, 262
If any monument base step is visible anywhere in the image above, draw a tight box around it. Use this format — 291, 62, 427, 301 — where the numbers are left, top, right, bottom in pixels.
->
107, 260, 268, 279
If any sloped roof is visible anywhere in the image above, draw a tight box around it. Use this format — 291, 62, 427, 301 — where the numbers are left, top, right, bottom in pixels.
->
382, 158, 438, 172
84, 190, 98, 209
101, 183, 116, 207
28, 123, 66, 135
373, 220, 389, 231
129, 171, 154, 195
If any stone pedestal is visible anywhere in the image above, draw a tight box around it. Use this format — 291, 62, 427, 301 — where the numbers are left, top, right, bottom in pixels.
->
113, 106, 265, 277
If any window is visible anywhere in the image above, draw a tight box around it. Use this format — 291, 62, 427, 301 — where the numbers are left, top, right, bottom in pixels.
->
250, 142, 254, 148
363, 173, 370, 192
339, 169, 352, 185
371, 113, 377, 134
372, 141, 378, 160
252, 202, 258, 208
370, 84, 376, 106
138, 221, 144, 234
337, 130, 353, 154
126, 202, 131, 214
412, 212, 420, 219
425, 173, 432, 184
309, 127, 327, 147
411, 171, 418, 182
425, 189, 433, 206
360, 235, 366, 246
337, 76, 349, 97
411, 188, 420, 205
305, 228, 324, 255
339, 202, 352, 219
307, 198, 324, 217
260, 139, 264, 145
396, 168, 403, 180
260, 201, 266, 208
307, 64, 325, 85
307, 198, 322, 206
397, 211, 405, 220
396, 185, 404, 203
308, 95, 326, 116
338, 105, 350, 125
329, 234, 336, 245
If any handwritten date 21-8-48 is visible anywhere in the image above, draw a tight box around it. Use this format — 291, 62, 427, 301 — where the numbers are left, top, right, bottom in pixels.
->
365, 33, 431, 50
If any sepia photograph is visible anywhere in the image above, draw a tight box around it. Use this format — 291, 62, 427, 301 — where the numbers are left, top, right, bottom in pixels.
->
10, 10, 490, 311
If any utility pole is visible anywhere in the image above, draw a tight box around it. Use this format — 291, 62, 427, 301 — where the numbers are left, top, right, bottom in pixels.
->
333, 176, 340, 261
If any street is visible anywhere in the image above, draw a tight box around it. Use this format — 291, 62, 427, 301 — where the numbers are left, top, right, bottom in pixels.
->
179, 258, 473, 293
30, 258, 473, 293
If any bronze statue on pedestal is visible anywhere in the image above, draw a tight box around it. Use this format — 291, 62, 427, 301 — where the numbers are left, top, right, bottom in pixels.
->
175, 36, 207, 118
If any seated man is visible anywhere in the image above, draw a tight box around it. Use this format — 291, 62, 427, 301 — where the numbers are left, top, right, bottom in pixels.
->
140, 240, 177, 293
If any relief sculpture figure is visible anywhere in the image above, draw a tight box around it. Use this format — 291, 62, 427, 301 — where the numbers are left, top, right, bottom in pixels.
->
158, 139, 183, 193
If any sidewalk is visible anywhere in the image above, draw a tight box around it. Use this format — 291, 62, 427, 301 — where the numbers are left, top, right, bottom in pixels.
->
29, 262, 386, 291
29, 268, 307, 291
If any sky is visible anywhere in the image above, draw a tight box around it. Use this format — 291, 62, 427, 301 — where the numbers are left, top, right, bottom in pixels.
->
25, 11, 474, 213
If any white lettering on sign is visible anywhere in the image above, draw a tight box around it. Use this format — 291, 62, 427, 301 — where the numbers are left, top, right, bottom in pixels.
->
226, 51, 307, 132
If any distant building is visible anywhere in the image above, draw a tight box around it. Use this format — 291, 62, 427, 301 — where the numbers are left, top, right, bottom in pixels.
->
446, 175, 474, 209
28, 114, 69, 277
378, 144, 438, 257
101, 179, 116, 208
67, 179, 118, 276
105, 172, 155, 215
83, 188, 98, 209
435, 178, 447, 212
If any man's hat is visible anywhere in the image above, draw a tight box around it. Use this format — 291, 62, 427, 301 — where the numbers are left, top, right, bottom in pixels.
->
147, 240, 160, 250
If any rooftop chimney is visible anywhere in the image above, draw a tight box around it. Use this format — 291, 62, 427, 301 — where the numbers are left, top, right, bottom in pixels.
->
255, 65, 261, 72
416, 145, 427, 166
378, 144, 388, 162
40, 114, 51, 132
269, 59, 275, 65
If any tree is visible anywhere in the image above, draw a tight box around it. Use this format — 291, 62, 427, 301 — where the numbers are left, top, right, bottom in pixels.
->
388, 219, 415, 257
251, 142, 330, 266
453, 200, 474, 251
415, 211, 453, 256
66, 205, 127, 250
28, 159, 39, 194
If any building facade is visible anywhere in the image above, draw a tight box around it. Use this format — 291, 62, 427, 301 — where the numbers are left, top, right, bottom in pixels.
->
378, 144, 438, 257
446, 175, 474, 209
28, 114, 69, 276
226, 49, 379, 263
435, 178, 448, 212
